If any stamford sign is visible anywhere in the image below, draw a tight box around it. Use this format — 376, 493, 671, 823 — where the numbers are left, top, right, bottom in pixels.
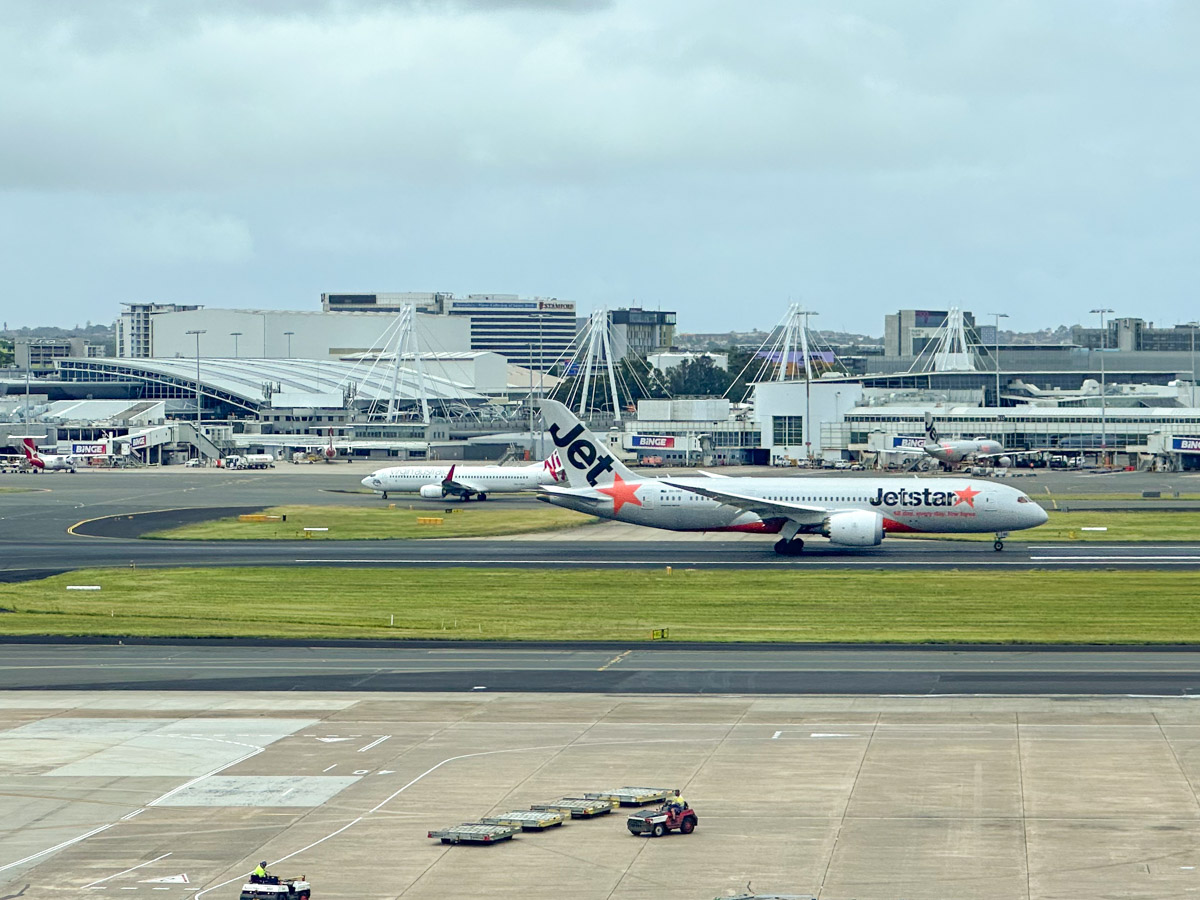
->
1172, 437, 1200, 453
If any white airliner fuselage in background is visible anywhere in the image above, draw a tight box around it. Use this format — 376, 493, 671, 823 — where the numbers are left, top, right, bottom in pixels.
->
17, 436, 79, 473
361, 452, 565, 500
536, 400, 1048, 554
919, 412, 1042, 468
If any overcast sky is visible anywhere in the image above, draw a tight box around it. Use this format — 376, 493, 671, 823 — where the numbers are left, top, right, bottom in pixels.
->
3, 0, 1198, 334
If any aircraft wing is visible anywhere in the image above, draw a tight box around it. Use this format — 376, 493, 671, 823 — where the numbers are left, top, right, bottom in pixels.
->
662, 479, 833, 524
537, 485, 607, 505
443, 476, 488, 494
696, 470, 731, 478
974, 448, 1048, 459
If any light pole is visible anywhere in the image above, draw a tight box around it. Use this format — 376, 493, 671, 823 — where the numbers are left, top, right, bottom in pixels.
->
230, 331, 242, 358
527, 343, 535, 459
284, 331, 294, 359
800, 309, 818, 461
530, 313, 550, 458
1186, 322, 1199, 408
186, 329, 206, 425
1090, 308, 1114, 463
988, 312, 1008, 408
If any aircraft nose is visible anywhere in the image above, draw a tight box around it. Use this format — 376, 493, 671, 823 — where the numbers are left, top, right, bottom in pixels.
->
361, 476, 374, 489
1028, 500, 1049, 527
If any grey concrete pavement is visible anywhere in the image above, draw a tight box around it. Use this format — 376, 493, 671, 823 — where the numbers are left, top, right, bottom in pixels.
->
5, 692, 1200, 899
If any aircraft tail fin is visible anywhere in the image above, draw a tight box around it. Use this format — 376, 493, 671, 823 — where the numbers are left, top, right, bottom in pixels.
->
540, 449, 565, 483
538, 399, 637, 489
924, 412, 939, 444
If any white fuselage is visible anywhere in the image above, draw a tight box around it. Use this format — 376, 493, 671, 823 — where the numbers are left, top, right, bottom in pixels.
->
924, 439, 1004, 465
541, 476, 1047, 536
362, 463, 555, 496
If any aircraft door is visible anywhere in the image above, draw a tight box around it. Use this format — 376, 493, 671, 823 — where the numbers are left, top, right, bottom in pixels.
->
982, 491, 997, 511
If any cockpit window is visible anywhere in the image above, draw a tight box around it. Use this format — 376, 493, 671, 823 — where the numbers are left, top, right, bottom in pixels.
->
1017, 496, 1030, 503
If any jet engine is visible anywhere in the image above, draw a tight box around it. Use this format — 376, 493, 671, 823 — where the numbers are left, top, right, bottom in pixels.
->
822, 509, 884, 546
419, 484, 445, 499
998, 455, 1013, 468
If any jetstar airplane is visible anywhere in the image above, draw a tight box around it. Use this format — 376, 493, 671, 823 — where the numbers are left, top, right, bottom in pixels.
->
919, 413, 1042, 469
15, 436, 79, 473
361, 451, 566, 501
536, 400, 1047, 553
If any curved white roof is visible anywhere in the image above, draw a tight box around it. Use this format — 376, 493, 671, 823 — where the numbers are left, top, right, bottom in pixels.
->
57, 357, 484, 411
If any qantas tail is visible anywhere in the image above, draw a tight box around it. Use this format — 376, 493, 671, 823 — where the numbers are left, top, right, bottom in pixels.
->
538, 399, 637, 489
21, 437, 43, 466
325, 427, 336, 459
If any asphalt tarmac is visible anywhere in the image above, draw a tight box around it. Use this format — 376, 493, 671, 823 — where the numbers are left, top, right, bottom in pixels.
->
5, 642, 1200, 694
6, 535, 1200, 582
3, 466, 1200, 578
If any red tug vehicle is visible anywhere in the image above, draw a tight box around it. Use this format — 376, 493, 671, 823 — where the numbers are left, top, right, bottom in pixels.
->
626, 801, 698, 837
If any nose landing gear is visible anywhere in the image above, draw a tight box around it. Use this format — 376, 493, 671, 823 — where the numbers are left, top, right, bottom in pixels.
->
993, 531, 1009, 551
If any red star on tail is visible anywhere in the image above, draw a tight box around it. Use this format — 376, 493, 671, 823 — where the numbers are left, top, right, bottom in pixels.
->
596, 472, 643, 515
954, 485, 981, 507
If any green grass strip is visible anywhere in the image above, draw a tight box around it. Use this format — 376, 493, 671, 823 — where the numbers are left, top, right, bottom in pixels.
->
146, 504, 592, 540
3, 567, 1200, 643
921, 510, 1200, 542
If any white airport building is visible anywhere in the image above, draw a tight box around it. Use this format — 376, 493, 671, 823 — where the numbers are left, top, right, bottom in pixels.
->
121, 305, 470, 360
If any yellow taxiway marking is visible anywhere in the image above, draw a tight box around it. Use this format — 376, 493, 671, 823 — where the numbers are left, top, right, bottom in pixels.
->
598, 650, 631, 671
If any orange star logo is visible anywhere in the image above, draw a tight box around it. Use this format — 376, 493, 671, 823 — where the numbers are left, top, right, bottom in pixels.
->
954, 485, 981, 507
596, 472, 643, 515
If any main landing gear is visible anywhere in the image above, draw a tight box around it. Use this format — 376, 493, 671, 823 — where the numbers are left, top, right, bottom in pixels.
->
993, 531, 1009, 552
773, 538, 805, 556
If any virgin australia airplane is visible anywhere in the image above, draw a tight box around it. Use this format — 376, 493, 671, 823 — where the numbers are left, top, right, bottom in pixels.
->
361, 452, 565, 501
536, 400, 1047, 554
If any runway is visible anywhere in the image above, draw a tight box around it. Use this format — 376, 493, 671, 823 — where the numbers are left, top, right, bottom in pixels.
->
4, 468, 1200, 580
5, 642, 1200, 694
5, 536, 1200, 581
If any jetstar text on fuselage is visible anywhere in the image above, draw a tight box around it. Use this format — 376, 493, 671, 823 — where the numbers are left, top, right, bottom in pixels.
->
869, 486, 977, 508
549, 422, 616, 486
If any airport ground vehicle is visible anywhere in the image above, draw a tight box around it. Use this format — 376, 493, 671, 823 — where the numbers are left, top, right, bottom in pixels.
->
222, 454, 275, 470
238, 876, 310, 900
626, 803, 698, 836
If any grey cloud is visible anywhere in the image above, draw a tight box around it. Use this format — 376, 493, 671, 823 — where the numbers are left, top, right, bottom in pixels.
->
2, 0, 1199, 330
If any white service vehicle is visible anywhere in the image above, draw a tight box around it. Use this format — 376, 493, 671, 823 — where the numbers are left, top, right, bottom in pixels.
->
223, 454, 275, 470
238, 877, 310, 900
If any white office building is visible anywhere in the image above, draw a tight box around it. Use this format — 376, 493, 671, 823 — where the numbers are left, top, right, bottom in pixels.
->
122, 308, 469, 360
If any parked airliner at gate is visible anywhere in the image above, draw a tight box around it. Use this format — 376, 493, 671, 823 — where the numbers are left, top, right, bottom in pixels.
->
537, 400, 1048, 554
